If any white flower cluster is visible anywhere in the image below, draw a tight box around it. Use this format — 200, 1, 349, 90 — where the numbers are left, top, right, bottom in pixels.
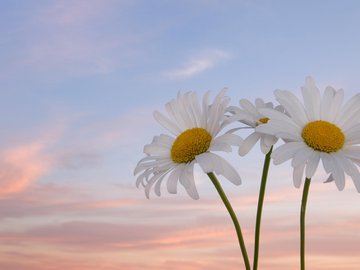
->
135, 77, 360, 199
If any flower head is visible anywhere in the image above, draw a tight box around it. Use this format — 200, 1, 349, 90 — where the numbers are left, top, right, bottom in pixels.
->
257, 77, 360, 191
227, 98, 284, 155
134, 90, 243, 199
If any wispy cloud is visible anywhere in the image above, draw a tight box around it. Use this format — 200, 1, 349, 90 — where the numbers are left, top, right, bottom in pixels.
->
0, 142, 50, 198
164, 49, 231, 79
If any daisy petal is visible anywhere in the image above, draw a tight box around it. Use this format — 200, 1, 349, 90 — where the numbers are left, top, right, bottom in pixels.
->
210, 153, 242, 185
239, 132, 261, 156
305, 151, 320, 178
196, 152, 214, 173
274, 89, 308, 126
154, 111, 182, 135
167, 166, 181, 194
301, 76, 321, 121
180, 163, 199, 200
272, 142, 304, 165
291, 147, 314, 168
293, 163, 305, 188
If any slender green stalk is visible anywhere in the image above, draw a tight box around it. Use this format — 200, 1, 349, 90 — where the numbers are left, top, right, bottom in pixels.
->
207, 172, 251, 270
300, 178, 311, 270
253, 146, 273, 270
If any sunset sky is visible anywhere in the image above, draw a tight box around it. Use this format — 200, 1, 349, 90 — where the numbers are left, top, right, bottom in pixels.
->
1, 1, 360, 269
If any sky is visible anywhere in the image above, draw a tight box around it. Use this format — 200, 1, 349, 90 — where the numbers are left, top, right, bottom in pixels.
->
1, 0, 360, 269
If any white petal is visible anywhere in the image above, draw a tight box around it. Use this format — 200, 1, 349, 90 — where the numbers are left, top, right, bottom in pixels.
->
305, 151, 320, 178
259, 108, 301, 131
196, 152, 214, 173
321, 86, 335, 121
260, 136, 273, 155
301, 76, 321, 121
154, 111, 182, 136
321, 152, 333, 173
328, 89, 344, 122
344, 123, 360, 143
210, 153, 242, 185
144, 144, 170, 156
272, 142, 305, 165
212, 133, 243, 147
209, 142, 232, 152
255, 98, 266, 108
336, 93, 360, 127
165, 98, 188, 130
167, 166, 181, 194
342, 146, 360, 160
274, 89, 308, 126
293, 163, 305, 188
179, 162, 199, 200
351, 168, 360, 192
154, 171, 170, 196
238, 132, 261, 156
239, 99, 259, 116
291, 147, 314, 168
257, 121, 301, 142
145, 171, 168, 199
260, 134, 278, 155
201, 91, 210, 128
262, 134, 277, 148
333, 153, 360, 192
189, 92, 202, 127
332, 157, 346, 191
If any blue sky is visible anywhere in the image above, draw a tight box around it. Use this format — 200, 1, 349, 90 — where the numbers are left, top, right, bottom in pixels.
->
1, 1, 360, 269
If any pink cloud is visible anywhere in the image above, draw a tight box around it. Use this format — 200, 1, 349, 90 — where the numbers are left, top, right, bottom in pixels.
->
0, 142, 49, 197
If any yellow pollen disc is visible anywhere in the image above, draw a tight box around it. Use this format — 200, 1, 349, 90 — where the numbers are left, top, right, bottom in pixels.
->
301, 120, 345, 153
171, 128, 212, 164
259, 117, 269, 124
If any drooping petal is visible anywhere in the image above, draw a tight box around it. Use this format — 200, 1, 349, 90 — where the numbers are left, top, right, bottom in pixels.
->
332, 156, 346, 191
167, 166, 182, 194
305, 151, 320, 178
209, 153, 242, 185
272, 142, 305, 165
179, 162, 199, 200
291, 147, 314, 168
196, 152, 215, 173
238, 132, 261, 156
293, 163, 305, 188
260, 134, 277, 154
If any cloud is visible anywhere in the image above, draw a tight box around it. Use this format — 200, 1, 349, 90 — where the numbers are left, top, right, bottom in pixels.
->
164, 49, 231, 79
0, 142, 49, 198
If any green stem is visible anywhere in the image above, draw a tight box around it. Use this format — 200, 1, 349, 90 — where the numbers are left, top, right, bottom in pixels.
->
207, 172, 251, 270
300, 178, 311, 270
253, 146, 273, 270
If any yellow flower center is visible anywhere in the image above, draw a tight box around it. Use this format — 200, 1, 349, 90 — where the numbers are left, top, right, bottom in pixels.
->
171, 128, 212, 164
301, 120, 345, 153
259, 117, 269, 124
256, 117, 269, 126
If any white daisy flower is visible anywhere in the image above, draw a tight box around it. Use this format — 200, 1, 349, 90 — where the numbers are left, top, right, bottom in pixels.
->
227, 98, 284, 156
256, 76, 360, 191
134, 90, 243, 199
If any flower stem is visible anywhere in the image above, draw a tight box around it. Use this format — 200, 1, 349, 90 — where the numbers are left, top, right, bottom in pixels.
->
300, 178, 311, 270
253, 146, 273, 270
207, 172, 250, 270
